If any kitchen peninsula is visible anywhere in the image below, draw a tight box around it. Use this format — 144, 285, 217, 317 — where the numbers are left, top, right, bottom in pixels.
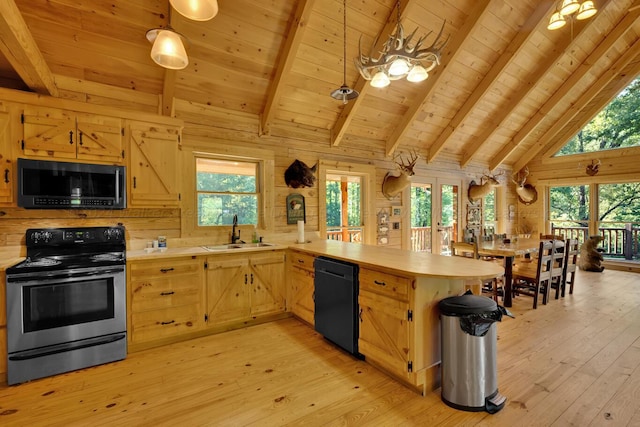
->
288, 240, 503, 394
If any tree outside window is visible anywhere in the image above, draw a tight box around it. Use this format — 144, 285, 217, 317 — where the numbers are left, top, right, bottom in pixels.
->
196, 158, 259, 226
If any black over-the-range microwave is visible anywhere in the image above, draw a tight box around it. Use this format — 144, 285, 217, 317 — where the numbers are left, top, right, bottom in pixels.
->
17, 158, 126, 209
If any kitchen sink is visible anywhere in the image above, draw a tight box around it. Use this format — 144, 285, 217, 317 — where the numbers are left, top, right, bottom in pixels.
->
202, 242, 276, 251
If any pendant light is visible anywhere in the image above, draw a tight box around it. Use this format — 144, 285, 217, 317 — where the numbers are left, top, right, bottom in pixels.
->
146, 6, 189, 70
170, 0, 218, 21
331, 0, 359, 104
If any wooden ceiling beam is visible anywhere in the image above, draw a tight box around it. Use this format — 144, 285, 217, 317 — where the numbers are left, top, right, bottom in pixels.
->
426, 0, 556, 164
331, 0, 411, 147
260, 0, 316, 136
459, 0, 616, 168
492, 2, 640, 171
384, 0, 492, 157
0, 0, 58, 96
512, 36, 640, 173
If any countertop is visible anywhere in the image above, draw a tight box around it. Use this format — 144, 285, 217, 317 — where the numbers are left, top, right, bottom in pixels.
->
126, 243, 290, 261
290, 240, 503, 280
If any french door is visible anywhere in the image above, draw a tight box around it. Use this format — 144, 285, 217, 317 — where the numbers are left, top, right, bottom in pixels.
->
405, 177, 461, 254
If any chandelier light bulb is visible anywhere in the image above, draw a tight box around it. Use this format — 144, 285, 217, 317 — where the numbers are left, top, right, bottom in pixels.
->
560, 0, 580, 15
370, 70, 391, 88
170, 0, 218, 21
388, 58, 410, 76
576, 1, 597, 20
407, 65, 428, 83
547, 12, 567, 30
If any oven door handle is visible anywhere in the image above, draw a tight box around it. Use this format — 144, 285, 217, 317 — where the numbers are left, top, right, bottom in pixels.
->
7, 267, 125, 283
9, 334, 126, 361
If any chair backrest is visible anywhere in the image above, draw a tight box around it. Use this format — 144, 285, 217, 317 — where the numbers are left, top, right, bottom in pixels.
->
550, 239, 566, 281
540, 233, 565, 240
535, 240, 554, 283
451, 241, 478, 259
563, 238, 579, 273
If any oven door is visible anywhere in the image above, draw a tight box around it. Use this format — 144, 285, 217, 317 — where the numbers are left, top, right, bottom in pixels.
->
6, 266, 126, 354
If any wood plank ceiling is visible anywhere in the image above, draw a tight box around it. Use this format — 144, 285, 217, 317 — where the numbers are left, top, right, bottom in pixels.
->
1, 0, 640, 171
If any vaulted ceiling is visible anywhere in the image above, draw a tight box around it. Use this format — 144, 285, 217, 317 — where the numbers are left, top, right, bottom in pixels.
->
1, 0, 640, 171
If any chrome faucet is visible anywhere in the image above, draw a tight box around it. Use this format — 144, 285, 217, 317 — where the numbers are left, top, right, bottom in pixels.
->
231, 214, 241, 244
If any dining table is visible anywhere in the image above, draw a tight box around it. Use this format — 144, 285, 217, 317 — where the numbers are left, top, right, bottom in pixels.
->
477, 238, 546, 307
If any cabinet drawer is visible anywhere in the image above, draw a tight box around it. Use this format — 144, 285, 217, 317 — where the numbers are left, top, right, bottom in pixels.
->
131, 304, 202, 344
130, 258, 201, 280
130, 278, 201, 312
288, 251, 316, 271
359, 268, 411, 300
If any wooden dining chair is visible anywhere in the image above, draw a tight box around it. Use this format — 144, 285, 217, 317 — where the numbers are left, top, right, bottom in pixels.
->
540, 233, 565, 240
512, 240, 554, 309
451, 241, 502, 302
562, 238, 579, 296
549, 240, 566, 299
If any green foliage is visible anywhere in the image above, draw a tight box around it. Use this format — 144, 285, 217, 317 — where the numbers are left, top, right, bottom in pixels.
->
484, 190, 495, 221
550, 185, 590, 226
411, 185, 432, 227
197, 172, 257, 226
325, 180, 362, 227
598, 183, 640, 222
559, 77, 640, 155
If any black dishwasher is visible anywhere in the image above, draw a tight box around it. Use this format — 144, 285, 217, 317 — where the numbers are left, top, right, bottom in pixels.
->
314, 256, 361, 357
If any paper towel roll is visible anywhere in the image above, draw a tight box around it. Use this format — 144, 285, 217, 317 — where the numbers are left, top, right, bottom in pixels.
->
297, 220, 305, 243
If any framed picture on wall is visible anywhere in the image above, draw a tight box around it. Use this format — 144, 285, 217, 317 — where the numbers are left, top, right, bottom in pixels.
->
286, 193, 306, 224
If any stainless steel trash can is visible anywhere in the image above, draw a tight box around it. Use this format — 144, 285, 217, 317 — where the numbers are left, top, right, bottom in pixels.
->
438, 293, 507, 413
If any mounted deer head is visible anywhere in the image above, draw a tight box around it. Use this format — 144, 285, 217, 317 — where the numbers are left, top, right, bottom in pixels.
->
382, 150, 419, 199
512, 167, 538, 205
468, 171, 503, 202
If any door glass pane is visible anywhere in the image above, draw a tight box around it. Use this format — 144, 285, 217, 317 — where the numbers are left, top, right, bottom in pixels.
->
549, 185, 590, 245
326, 174, 362, 243
410, 184, 432, 252
439, 184, 458, 255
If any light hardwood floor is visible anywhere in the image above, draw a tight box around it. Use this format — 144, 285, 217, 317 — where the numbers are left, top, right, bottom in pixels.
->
1, 269, 640, 426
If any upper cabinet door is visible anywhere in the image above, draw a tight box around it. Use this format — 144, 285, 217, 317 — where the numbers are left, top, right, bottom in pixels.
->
128, 121, 181, 207
0, 109, 15, 204
21, 107, 124, 163
21, 106, 76, 159
75, 113, 123, 163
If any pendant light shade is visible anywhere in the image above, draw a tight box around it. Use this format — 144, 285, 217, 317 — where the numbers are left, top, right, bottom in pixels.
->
547, 11, 567, 30
370, 70, 391, 88
560, 0, 580, 15
170, 0, 218, 21
146, 28, 189, 70
407, 65, 428, 83
576, 1, 597, 20
330, 0, 359, 103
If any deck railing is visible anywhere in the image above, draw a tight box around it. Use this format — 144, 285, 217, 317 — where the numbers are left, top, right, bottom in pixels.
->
552, 223, 640, 260
326, 227, 362, 243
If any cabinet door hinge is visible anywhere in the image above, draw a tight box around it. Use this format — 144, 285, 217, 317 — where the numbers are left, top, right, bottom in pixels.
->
408, 310, 413, 321
121, 149, 125, 159
21, 140, 24, 150
20, 113, 24, 124
408, 361, 413, 373
178, 193, 181, 201
204, 314, 209, 322
121, 127, 125, 136
204, 262, 208, 269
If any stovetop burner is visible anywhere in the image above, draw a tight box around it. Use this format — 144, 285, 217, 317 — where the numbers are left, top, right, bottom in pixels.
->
7, 226, 126, 275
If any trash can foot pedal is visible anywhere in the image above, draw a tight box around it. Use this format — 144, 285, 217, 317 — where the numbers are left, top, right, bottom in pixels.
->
486, 392, 506, 414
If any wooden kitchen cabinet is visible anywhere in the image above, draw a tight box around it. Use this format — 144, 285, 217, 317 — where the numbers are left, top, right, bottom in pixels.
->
206, 251, 285, 327
0, 105, 16, 204
127, 120, 181, 207
287, 249, 316, 325
128, 256, 205, 349
358, 267, 416, 384
21, 106, 124, 163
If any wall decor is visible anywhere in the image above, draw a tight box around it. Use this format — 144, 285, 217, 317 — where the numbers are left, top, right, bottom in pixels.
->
392, 206, 402, 217
382, 150, 419, 199
286, 193, 306, 224
376, 208, 389, 245
512, 167, 538, 205
284, 160, 317, 188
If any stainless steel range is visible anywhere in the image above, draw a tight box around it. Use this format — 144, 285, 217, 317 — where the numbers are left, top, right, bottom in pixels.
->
5, 226, 127, 385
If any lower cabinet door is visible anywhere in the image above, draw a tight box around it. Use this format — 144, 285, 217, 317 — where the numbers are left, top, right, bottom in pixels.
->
206, 256, 251, 325
288, 266, 315, 325
130, 304, 202, 343
358, 290, 413, 381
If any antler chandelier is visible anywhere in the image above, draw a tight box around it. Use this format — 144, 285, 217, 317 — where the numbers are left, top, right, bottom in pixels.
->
548, 0, 598, 30
355, 0, 448, 88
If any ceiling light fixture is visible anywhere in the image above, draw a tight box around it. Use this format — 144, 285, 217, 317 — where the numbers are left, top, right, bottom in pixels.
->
547, 0, 598, 30
355, 0, 448, 88
170, 0, 218, 21
331, 0, 359, 104
146, 5, 189, 70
